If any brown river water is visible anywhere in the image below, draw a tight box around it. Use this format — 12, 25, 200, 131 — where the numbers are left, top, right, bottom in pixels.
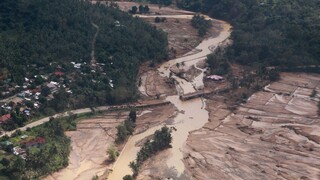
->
108, 15, 231, 179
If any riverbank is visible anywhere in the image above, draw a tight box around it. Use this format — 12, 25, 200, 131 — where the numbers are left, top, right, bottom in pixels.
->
107, 3, 232, 178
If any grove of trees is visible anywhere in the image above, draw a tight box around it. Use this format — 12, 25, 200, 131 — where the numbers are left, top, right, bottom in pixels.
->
191, 14, 212, 37
128, 126, 172, 178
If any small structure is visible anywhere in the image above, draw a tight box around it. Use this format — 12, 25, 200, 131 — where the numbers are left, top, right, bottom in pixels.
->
179, 91, 207, 101
54, 71, 64, 76
114, 21, 121, 27
2, 141, 13, 146
23, 109, 31, 116
13, 146, 26, 155
206, 75, 224, 81
47, 82, 58, 93
0, 114, 11, 124
20, 135, 29, 139
21, 137, 46, 148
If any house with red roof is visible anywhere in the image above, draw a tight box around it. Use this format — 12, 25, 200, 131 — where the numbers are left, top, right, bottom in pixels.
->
54, 71, 64, 76
0, 114, 11, 124
22, 137, 46, 148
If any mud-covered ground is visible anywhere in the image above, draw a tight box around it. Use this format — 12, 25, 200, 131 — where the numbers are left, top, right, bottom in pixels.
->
44, 112, 127, 180
183, 73, 320, 180
44, 104, 177, 180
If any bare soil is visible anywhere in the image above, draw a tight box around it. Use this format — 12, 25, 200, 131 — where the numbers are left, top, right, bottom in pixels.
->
45, 103, 177, 180
44, 112, 127, 180
183, 73, 320, 180
138, 66, 177, 98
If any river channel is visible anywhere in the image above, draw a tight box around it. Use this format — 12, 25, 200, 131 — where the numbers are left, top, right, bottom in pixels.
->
108, 14, 231, 180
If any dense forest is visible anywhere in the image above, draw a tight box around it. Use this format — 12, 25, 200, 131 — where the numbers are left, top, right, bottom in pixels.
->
0, 0, 168, 109
177, 0, 320, 67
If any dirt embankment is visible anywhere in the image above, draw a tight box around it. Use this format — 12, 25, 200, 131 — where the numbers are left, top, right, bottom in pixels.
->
183, 73, 320, 180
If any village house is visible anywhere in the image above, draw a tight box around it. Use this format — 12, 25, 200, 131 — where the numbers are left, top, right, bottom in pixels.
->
206, 75, 224, 81
21, 137, 46, 148
54, 71, 65, 76
0, 114, 11, 124
47, 81, 58, 93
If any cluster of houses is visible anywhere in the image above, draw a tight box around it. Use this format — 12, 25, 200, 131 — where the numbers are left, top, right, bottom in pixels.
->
2, 135, 46, 159
0, 80, 63, 126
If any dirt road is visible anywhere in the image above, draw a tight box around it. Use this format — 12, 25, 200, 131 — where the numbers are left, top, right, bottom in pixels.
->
1, 108, 92, 138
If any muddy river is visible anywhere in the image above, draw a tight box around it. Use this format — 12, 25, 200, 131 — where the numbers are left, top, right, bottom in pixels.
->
108, 14, 231, 179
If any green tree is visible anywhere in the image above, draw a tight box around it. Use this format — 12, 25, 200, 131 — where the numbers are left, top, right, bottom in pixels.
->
129, 161, 139, 177
123, 175, 134, 180
116, 125, 128, 144
139, 5, 145, 14
131, 6, 138, 14
41, 86, 51, 97
155, 17, 161, 23
144, 5, 150, 13
129, 110, 137, 123
107, 145, 119, 162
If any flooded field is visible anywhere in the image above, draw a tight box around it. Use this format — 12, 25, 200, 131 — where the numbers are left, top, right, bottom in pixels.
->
183, 73, 320, 179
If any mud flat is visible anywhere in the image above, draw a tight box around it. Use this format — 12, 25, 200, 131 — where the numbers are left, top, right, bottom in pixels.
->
44, 104, 177, 180
183, 73, 320, 180
44, 113, 126, 180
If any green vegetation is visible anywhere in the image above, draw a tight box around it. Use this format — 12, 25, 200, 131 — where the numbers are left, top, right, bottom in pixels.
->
0, 113, 89, 179
178, 0, 320, 67
155, 17, 167, 23
0, 0, 168, 109
207, 48, 230, 75
310, 90, 317, 98
128, 126, 172, 178
115, 111, 137, 144
1, 110, 28, 131
191, 14, 212, 37
123, 174, 134, 180
107, 145, 119, 162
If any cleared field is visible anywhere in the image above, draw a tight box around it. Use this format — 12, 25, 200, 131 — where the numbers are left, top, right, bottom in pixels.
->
183, 73, 320, 180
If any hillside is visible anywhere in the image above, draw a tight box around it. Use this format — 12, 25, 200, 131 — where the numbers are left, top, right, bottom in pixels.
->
0, 0, 168, 109
177, 0, 320, 67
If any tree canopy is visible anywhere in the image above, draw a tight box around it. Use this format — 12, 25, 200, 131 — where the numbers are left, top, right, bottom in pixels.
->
0, 0, 168, 108
177, 0, 320, 67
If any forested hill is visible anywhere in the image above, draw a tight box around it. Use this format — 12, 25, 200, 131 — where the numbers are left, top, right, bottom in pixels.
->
0, 0, 167, 106
177, 0, 320, 67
